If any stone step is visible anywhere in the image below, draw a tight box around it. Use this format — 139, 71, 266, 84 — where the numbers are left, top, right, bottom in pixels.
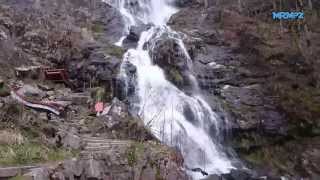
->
82, 138, 132, 144
80, 150, 109, 155
84, 145, 128, 151
86, 142, 130, 147
79, 151, 117, 159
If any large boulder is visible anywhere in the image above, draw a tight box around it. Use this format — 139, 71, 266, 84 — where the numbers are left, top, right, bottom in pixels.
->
123, 24, 151, 48
149, 34, 193, 89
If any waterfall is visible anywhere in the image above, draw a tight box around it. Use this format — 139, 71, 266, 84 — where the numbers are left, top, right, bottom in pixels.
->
103, 0, 234, 179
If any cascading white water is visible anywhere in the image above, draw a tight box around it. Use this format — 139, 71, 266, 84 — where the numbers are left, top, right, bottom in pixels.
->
104, 0, 234, 179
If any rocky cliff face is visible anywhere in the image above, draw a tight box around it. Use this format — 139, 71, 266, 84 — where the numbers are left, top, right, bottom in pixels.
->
168, 0, 320, 179
1, 0, 320, 179
0, 0, 188, 179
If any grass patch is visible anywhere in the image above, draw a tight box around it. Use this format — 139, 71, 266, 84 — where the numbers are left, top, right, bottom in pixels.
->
127, 142, 145, 167
0, 143, 77, 166
9, 176, 25, 180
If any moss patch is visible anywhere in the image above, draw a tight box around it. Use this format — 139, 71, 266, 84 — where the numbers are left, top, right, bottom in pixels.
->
126, 142, 145, 167
91, 22, 105, 33
104, 45, 126, 58
167, 68, 184, 87
273, 83, 320, 126
9, 176, 25, 180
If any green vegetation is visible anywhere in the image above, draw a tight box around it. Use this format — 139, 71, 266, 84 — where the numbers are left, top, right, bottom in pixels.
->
168, 68, 184, 86
0, 143, 77, 166
9, 176, 25, 180
126, 142, 145, 167
127, 147, 136, 166
155, 167, 164, 180
91, 23, 105, 33
242, 142, 297, 175
273, 83, 320, 125
0, 82, 10, 97
104, 45, 126, 58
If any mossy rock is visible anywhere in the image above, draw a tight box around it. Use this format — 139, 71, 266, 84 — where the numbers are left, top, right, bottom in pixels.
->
104, 45, 126, 59
167, 68, 184, 86
91, 22, 105, 33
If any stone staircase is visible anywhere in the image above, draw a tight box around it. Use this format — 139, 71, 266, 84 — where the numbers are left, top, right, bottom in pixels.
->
79, 136, 132, 159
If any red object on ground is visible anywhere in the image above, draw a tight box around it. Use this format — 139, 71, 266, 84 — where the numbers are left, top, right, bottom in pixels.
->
95, 102, 104, 113
43, 68, 74, 88
44, 68, 68, 82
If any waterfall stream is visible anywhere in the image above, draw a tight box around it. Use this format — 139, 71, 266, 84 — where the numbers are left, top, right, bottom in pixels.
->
103, 0, 234, 179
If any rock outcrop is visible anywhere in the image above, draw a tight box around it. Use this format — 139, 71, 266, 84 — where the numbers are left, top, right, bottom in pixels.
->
0, 0, 188, 179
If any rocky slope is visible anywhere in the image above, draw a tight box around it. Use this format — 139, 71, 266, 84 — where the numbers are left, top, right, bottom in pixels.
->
0, 0, 187, 179
1, 0, 320, 179
168, 0, 320, 179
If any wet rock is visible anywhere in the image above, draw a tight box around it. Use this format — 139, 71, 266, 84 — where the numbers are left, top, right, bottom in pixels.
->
151, 36, 188, 70
173, 0, 196, 7
227, 169, 251, 180
183, 104, 197, 124
120, 61, 137, 97
112, 76, 127, 101
201, 174, 222, 180
149, 36, 193, 89
123, 61, 137, 75
123, 24, 151, 48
